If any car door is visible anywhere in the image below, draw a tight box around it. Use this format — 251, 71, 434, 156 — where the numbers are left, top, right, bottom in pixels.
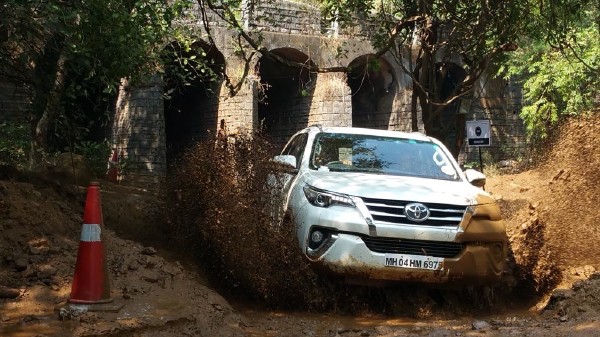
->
270, 132, 309, 223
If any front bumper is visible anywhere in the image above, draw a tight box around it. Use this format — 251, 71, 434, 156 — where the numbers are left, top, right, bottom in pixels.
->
307, 233, 506, 285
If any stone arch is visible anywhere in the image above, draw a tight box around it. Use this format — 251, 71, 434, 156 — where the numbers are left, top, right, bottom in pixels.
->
162, 40, 225, 163
435, 62, 468, 158
257, 48, 317, 145
347, 54, 396, 129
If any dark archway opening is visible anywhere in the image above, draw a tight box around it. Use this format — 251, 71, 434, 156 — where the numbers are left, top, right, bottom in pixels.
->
435, 62, 468, 158
257, 48, 316, 146
163, 40, 225, 164
347, 55, 396, 129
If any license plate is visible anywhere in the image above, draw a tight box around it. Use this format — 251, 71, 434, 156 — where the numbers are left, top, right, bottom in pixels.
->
384, 254, 443, 270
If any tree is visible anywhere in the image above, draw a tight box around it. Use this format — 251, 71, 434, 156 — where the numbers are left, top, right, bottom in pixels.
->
323, 0, 533, 157
194, 0, 529, 157
0, 0, 189, 168
500, 1, 599, 139
196, 0, 597, 158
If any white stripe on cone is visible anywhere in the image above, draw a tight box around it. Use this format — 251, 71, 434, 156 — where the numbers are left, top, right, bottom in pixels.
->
80, 224, 102, 242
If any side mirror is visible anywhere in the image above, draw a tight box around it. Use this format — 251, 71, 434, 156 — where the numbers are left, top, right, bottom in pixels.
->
272, 155, 298, 173
464, 169, 486, 188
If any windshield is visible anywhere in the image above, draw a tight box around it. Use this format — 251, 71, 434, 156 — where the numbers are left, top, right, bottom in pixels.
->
309, 133, 459, 181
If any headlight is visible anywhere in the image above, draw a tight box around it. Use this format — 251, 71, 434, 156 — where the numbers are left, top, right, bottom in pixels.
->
303, 185, 355, 208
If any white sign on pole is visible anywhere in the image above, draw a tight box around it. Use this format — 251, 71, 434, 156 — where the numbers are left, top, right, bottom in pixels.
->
466, 120, 491, 146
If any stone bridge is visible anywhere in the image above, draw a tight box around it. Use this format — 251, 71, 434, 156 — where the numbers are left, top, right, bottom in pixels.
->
110, 1, 526, 188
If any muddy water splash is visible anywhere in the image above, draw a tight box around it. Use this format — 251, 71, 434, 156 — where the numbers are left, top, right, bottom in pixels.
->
162, 134, 541, 315
163, 134, 391, 312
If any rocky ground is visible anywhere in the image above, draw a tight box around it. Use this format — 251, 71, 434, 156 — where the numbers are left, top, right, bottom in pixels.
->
1, 114, 599, 336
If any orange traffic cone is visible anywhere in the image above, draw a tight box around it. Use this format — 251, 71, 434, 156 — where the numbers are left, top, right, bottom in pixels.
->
69, 181, 112, 304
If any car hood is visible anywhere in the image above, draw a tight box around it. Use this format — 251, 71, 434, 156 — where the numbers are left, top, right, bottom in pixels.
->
302, 171, 493, 206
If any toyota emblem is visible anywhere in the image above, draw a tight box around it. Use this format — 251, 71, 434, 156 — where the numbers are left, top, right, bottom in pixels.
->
405, 203, 430, 222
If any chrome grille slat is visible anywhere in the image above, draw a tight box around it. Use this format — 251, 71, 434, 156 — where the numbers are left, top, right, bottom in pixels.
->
375, 220, 457, 229
429, 216, 463, 221
361, 197, 467, 227
369, 211, 405, 218
367, 203, 404, 209
429, 208, 465, 213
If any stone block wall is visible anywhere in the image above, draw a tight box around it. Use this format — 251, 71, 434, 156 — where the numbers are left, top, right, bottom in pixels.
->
242, 0, 321, 34
108, 7, 529, 188
217, 77, 257, 134
460, 74, 527, 165
269, 94, 314, 145
0, 81, 31, 165
308, 72, 352, 127
112, 78, 166, 189
388, 91, 415, 132
0, 81, 31, 123
194, 94, 221, 139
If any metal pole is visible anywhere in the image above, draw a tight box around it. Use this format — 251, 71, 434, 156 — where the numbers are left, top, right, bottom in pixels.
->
478, 147, 483, 172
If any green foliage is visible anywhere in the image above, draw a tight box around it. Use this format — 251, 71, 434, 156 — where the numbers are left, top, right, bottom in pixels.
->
0, 122, 30, 168
161, 40, 224, 99
462, 161, 478, 170
316, 0, 534, 155
322, 0, 375, 23
321, 0, 529, 66
72, 140, 111, 177
319, 0, 597, 153
500, 7, 599, 139
0, 0, 196, 154
1, 0, 189, 89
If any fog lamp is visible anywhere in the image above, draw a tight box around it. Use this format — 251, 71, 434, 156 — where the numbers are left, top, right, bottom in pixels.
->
491, 243, 504, 258
311, 230, 324, 243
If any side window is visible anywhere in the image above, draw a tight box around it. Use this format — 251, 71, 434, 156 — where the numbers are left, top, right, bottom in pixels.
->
281, 133, 308, 166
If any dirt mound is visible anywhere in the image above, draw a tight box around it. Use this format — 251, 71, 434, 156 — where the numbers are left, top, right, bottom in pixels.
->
536, 115, 600, 268
0, 176, 245, 336
542, 271, 600, 321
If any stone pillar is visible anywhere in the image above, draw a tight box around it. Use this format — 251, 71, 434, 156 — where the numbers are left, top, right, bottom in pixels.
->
388, 89, 415, 132
309, 72, 352, 127
217, 76, 257, 135
241, 0, 254, 30
0, 81, 31, 123
111, 76, 166, 189
460, 74, 527, 165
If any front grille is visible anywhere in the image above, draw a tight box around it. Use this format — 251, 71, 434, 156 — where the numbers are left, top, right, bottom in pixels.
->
361, 197, 466, 227
361, 236, 463, 258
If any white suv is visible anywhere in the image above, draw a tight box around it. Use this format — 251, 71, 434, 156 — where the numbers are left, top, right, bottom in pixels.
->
273, 125, 507, 285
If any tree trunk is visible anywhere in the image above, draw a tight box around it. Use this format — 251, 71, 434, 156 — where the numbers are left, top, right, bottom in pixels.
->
29, 35, 67, 170
409, 49, 420, 132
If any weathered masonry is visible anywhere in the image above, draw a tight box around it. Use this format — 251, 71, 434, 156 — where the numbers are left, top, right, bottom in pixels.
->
111, 1, 527, 188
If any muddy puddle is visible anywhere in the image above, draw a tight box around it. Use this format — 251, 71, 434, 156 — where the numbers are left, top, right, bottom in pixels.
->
234, 302, 543, 337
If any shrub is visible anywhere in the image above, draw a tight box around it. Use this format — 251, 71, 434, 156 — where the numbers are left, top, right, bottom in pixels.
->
0, 121, 30, 168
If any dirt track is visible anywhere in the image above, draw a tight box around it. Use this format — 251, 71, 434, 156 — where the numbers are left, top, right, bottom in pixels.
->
1, 114, 600, 336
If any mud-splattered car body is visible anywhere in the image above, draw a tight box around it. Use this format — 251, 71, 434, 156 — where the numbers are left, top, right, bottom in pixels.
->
273, 126, 507, 286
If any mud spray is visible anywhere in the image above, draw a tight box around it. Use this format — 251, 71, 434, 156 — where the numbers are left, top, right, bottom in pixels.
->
162, 133, 556, 317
